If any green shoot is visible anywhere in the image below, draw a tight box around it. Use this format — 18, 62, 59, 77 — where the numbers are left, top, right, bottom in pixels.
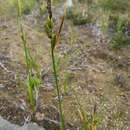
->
17, 0, 41, 112
63, 71, 72, 94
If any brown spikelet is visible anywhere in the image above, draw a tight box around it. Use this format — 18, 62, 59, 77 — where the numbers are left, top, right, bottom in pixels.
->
47, 0, 52, 19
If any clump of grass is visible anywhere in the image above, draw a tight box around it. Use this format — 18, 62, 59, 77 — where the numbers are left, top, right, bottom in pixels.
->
110, 32, 130, 49
73, 13, 91, 25
66, 0, 93, 25
100, 0, 130, 12
115, 16, 126, 33
110, 16, 130, 49
11, 0, 36, 15
71, 87, 101, 130
53, 0, 62, 5
37, 0, 47, 15
66, 7, 74, 19
66, 10, 91, 25
17, 0, 41, 112
60, 70, 73, 95
99, 11, 110, 33
45, 0, 65, 129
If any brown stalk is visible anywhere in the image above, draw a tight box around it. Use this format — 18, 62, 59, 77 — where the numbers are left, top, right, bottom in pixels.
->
55, 2, 67, 46
56, 16, 65, 45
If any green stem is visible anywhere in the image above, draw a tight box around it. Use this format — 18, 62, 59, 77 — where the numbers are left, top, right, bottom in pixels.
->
17, 0, 29, 70
28, 71, 35, 111
51, 44, 65, 130
17, 0, 36, 112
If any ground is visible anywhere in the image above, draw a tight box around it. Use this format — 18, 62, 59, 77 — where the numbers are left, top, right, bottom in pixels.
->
0, 1, 130, 130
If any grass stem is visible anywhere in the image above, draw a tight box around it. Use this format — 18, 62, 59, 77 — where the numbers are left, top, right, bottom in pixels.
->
51, 43, 65, 130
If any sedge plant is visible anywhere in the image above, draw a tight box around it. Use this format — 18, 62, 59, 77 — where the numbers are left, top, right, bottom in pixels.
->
17, 0, 41, 112
45, 0, 65, 129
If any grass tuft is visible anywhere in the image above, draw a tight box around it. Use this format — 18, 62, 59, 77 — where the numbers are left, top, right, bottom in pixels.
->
17, 0, 41, 112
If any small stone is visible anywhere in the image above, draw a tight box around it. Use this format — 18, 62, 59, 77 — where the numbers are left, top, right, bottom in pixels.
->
35, 112, 44, 121
0, 24, 8, 30
42, 117, 60, 130
87, 84, 97, 93
115, 73, 126, 87
99, 87, 103, 90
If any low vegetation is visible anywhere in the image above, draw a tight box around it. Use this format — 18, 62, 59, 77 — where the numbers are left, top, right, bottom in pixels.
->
17, 0, 41, 112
